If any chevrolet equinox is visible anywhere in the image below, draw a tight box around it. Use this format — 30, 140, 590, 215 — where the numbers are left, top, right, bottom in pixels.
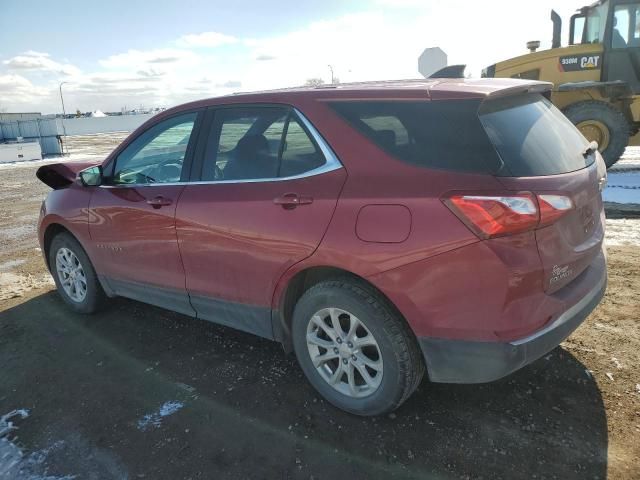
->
37, 78, 607, 415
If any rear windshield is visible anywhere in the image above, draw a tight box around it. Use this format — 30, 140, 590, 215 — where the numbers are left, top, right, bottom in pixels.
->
329, 100, 500, 174
479, 93, 593, 176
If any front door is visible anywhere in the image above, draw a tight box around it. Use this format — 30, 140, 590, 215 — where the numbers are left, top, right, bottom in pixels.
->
176, 106, 346, 338
89, 111, 201, 315
605, 2, 640, 93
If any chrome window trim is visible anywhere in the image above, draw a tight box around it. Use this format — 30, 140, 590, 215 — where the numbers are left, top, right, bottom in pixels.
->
99, 181, 186, 189
100, 108, 343, 188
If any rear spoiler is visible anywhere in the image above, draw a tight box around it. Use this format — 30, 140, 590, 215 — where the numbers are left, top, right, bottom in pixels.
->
36, 161, 100, 190
427, 79, 553, 101
428, 65, 466, 79
485, 81, 553, 99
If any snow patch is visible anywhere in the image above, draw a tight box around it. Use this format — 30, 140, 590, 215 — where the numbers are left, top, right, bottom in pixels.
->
0, 272, 55, 300
605, 218, 640, 246
0, 224, 37, 242
610, 146, 640, 171
0, 259, 26, 272
137, 401, 184, 431
0, 409, 29, 436
0, 409, 75, 480
0, 158, 58, 170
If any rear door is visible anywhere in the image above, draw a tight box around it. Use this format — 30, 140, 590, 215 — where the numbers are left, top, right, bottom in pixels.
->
479, 93, 607, 293
176, 105, 346, 338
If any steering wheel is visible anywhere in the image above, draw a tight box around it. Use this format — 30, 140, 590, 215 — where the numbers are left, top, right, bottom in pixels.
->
149, 158, 183, 182
115, 168, 156, 184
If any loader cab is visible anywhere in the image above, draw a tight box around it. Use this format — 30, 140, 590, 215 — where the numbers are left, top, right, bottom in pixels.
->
571, 0, 640, 92
569, 2, 608, 46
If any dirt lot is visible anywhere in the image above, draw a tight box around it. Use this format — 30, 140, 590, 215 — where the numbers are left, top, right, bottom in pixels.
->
0, 138, 639, 479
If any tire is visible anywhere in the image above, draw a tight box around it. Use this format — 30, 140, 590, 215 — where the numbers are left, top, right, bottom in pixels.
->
292, 279, 424, 416
562, 100, 629, 168
49, 232, 105, 314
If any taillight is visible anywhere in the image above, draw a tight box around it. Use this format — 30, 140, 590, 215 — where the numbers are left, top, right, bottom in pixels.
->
443, 192, 572, 239
538, 194, 573, 226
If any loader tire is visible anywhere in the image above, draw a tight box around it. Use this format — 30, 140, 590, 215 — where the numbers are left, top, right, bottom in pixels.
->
563, 101, 629, 168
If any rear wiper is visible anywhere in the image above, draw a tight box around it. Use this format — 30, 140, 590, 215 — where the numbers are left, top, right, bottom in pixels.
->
582, 141, 599, 158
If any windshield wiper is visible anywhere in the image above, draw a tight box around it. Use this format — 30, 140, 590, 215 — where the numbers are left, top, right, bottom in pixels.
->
582, 141, 599, 158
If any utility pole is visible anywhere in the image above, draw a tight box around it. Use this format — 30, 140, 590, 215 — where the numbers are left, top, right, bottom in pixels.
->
59, 82, 69, 155
328, 64, 335, 84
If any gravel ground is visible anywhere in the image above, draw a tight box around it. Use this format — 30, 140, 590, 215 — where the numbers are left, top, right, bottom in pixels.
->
0, 136, 639, 479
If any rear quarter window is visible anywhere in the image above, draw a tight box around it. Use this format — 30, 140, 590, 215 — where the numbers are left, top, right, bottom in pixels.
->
329, 100, 501, 174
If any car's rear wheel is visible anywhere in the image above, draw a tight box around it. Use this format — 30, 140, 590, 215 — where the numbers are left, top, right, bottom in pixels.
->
49, 232, 105, 314
292, 279, 424, 416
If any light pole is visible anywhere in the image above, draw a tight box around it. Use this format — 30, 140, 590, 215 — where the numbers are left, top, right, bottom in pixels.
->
59, 82, 68, 155
328, 64, 335, 84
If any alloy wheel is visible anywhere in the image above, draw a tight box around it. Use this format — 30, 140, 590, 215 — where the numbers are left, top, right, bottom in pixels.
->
55, 247, 87, 303
306, 307, 383, 398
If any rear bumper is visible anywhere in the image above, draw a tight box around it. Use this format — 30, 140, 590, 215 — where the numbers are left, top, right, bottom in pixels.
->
419, 252, 607, 383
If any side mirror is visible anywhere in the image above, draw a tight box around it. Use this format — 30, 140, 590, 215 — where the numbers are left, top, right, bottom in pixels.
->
79, 165, 103, 187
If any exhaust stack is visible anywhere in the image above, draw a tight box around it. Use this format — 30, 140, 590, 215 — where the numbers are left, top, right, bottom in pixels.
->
551, 9, 562, 48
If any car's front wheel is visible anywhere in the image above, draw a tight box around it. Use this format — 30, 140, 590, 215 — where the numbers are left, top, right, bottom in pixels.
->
292, 279, 424, 416
49, 232, 105, 314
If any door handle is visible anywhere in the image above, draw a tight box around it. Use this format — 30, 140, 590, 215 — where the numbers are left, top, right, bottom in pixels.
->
146, 195, 173, 209
273, 193, 314, 209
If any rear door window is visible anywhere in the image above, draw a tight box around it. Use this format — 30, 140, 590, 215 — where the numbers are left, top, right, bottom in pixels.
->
210, 107, 287, 181
479, 94, 592, 176
279, 117, 325, 177
202, 106, 326, 181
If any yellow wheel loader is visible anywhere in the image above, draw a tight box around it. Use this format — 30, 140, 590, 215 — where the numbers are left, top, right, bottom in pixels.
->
482, 0, 640, 167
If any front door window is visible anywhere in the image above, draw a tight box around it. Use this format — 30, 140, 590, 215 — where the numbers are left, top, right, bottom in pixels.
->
110, 112, 197, 185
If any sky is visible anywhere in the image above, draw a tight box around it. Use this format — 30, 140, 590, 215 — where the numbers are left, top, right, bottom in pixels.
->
0, 0, 583, 114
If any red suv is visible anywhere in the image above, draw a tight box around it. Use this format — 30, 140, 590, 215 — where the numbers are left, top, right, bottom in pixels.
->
37, 79, 607, 415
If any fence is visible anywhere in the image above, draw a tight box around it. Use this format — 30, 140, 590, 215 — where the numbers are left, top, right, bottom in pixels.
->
0, 118, 63, 155
59, 114, 154, 136
0, 114, 157, 157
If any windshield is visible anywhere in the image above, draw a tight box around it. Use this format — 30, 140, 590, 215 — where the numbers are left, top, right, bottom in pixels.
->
582, 3, 609, 43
